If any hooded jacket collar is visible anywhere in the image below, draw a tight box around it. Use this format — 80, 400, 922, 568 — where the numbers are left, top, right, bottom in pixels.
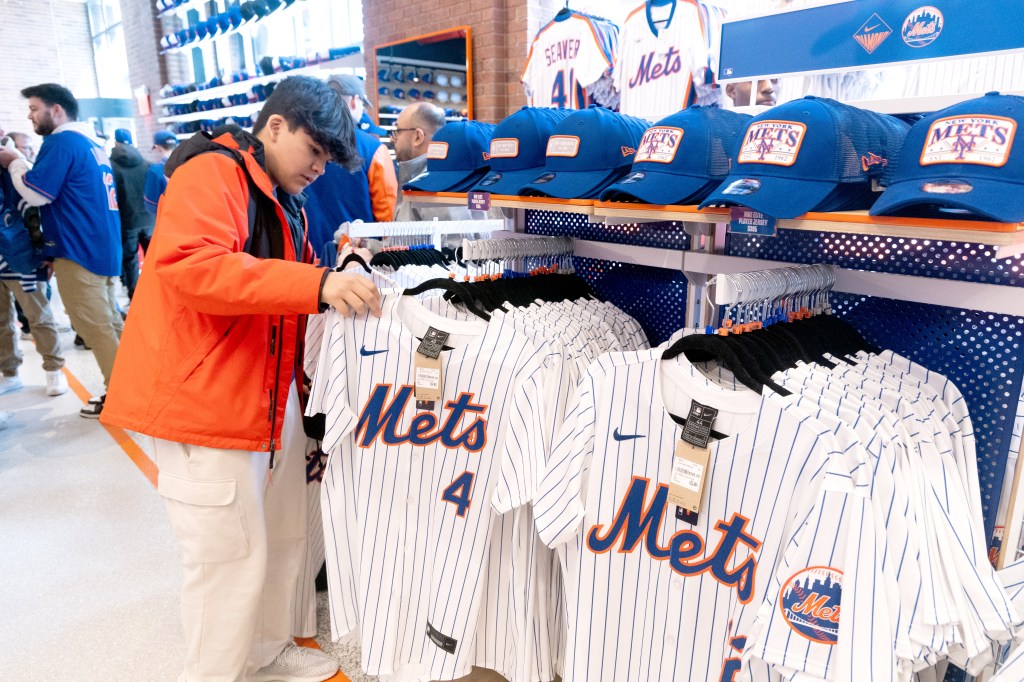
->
53, 121, 106, 146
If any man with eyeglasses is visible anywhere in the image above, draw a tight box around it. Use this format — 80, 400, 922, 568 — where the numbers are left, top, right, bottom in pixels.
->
393, 101, 484, 223
301, 75, 397, 262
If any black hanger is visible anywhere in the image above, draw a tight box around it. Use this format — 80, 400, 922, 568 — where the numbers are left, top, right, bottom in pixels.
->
662, 333, 789, 396
337, 252, 371, 273
403, 278, 491, 321
555, 1, 571, 20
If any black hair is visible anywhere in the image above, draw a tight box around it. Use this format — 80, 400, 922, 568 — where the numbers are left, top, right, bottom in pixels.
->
252, 76, 359, 171
21, 83, 79, 120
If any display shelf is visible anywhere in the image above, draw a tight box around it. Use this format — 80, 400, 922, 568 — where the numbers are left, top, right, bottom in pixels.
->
157, 52, 362, 106
377, 113, 464, 121
159, 101, 261, 124
401, 191, 596, 215
159, 0, 306, 55
375, 56, 466, 72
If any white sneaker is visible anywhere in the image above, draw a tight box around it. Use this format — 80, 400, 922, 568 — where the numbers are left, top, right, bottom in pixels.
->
250, 642, 339, 682
46, 370, 68, 396
0, 376, 22, 395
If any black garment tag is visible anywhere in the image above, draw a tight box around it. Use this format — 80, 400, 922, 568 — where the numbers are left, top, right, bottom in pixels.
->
681, 399, 718, 448
676, 506, 699, 524
426, 621, 457, 654
416, 327, 450, 360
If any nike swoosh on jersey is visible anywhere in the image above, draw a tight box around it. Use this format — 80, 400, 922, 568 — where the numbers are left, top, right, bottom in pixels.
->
360, 345, 388, 357
612, 428, 645, 442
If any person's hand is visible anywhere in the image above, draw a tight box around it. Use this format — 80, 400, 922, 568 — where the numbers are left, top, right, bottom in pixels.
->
338, 241, 373, 270
0, 147, 20, 168
321, 271, 381, 317
43, 260, 53, 280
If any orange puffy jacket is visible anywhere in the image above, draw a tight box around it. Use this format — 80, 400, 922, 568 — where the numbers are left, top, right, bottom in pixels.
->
102, 131, 326, 453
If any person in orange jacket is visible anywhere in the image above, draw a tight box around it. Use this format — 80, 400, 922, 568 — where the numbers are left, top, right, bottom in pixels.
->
101, 76, 381, 682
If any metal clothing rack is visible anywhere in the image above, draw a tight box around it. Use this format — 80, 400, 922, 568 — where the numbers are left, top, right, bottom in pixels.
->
345, 218, 503, 251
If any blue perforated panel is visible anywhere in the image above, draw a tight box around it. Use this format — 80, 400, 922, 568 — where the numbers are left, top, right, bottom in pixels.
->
832, 293, 1024, 550
573, 257, 689, 346
525, 210, 692, 250
727, 229, 1024, 285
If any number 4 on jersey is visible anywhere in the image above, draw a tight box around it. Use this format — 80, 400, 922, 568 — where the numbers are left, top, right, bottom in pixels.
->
442, 471, 475, 517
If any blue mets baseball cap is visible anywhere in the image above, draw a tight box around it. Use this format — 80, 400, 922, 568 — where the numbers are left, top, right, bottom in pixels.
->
404, 120, 496, 193
470, 107, 575, 196
870, 93, 1024, 223
358, 112, 388, 137
700, 97, 909, 219
114, 129, 133, 144
519, 106, 651, 199
601, 107, 752, 205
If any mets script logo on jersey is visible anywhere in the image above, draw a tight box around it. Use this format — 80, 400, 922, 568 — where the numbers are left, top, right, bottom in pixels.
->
902, 6, 943, 48
853, 13, 892, 54
920, 116, 1016, 167
779, 566, 843, 645
427, 142, 449, 160
586, 476, 763, 603
636, 127, 684, 164
489, 138, 520, 159
738, 121, 807, 167
628, 47, 683, 89
355, 384, 488, 452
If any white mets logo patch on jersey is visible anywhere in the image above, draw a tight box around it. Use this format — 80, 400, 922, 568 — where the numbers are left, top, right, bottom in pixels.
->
779, 566, 842, 645
546, 135, 581, 158
635, 127, 684, 164
738, 121, 807, 166
427, 142, 449, 160
920, 116, 1016, 167
489, 138, 520, 159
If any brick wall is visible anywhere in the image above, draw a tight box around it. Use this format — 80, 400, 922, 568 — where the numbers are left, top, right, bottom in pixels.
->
122, 3, 191, 163
363, 0, 561, 124
0, 0, 99, 148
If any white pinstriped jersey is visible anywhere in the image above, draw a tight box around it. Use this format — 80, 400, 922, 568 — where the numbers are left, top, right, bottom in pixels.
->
614, 0, 712, 119
305, 294, 556, 680
530, 349, 875, 682
522, 13, 616, 109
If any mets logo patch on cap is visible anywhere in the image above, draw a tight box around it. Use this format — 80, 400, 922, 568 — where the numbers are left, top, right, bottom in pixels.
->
489, 138, 520, 159
779, 566, 842, 645
920, 115, 1016, 167
636, 127, 684, 164
546, 135, 580, 158
427, 142, 449, 160
738, 121, 807, 166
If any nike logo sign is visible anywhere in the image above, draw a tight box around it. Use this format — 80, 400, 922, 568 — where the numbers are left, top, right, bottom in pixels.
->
864, 24, 880, 31
613, 428, 645, 442
360, 345, 388, 357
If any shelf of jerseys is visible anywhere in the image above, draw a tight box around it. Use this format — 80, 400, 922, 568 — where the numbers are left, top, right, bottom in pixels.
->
404, 93, 1024, 225
522, 2, 726, 118
299, 247, 1023, 681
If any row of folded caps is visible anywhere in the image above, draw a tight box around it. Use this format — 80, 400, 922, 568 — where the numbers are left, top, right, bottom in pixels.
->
405, 94, 1024, 223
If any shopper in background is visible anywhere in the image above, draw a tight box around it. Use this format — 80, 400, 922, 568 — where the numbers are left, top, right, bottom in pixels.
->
7, 132, 35, 162
0, 83, 122, 417
392, 101, 485, 223
302, 74, 397, 261
110, 129, 156, 300
725, 78, 779, 107
101, 76, 380, 682
144, 129, 177, 216
0, 126, 66, 398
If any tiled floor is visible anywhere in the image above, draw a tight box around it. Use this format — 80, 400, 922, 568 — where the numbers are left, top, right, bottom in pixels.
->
0, 290, 512, 681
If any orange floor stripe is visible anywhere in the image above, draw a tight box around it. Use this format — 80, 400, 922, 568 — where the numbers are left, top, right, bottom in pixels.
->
62, 367, 158, 487
62, 366, 351, 681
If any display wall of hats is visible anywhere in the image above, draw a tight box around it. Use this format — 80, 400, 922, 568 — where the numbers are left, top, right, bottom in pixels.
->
156, 46, 362, 127
158, 0, 306, 53
376, 59, 469, 120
